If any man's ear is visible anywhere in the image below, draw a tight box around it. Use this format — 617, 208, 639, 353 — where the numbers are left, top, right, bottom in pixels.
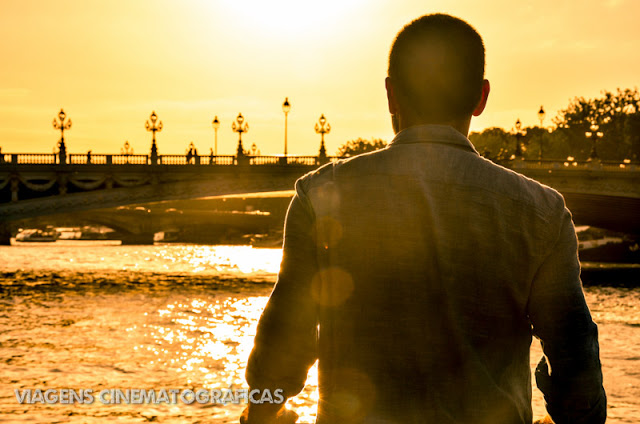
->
385, 77, 399, 115
472, 79, 491, 117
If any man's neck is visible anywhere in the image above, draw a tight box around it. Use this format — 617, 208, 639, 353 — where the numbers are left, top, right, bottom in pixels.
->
395, 115, 471, 137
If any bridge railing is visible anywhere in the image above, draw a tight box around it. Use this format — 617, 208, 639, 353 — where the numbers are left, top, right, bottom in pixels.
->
70, 154, 105, 165
2, 151, 636, 170
249, 156, 279, 165
69, 154, 150, 165
248, 156, 332, 165
0, 153, 58, 164
111, 154, 150, 165
285, 156, 325, 165
161, 154, 192, 165
0, 153, 328, 166
200, 155, 236, 165
160, 154, 236, 165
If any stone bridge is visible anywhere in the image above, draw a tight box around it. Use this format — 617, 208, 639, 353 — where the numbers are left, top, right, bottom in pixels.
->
1, 151, 638, 244
0, 152, 327, 243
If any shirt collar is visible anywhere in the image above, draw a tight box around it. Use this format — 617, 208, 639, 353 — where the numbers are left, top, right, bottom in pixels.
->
388, 124, 479, 155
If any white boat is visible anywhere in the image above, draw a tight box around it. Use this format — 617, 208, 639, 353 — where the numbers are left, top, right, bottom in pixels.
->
56, 227, 82, 240
15, 228, 58, 242
79, 226, 113, 240
154, 230, 181, 242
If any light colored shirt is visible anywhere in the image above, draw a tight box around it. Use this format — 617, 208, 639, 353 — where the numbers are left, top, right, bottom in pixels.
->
246, 124, 606, 424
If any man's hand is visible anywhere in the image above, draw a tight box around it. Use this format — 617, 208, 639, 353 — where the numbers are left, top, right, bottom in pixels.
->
239, 403, 298, 424
534, 415, 554, 424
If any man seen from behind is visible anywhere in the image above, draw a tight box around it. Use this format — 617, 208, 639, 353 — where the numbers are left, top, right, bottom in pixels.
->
242, 13, 606, 424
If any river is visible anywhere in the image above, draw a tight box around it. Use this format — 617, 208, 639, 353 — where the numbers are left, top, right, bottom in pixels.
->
0, 241, 638, 423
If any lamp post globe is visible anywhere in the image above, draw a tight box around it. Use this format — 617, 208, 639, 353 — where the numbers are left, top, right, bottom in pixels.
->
513, 118, 525, 158
232, 113, 249, 159
212, 116, 220, 156
53, 108, 72, 164
282, 97, 291, 157
145, 111, 163, 165
537, 106, 546, 127
586, 122, 603, 161
537, 106, 546, 160
315, 114, 331, 163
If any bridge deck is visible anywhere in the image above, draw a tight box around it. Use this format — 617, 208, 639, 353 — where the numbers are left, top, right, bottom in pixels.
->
1, 155, 639, 234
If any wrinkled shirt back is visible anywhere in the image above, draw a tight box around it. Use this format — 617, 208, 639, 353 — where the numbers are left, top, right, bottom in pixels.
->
247, 125, 605, 424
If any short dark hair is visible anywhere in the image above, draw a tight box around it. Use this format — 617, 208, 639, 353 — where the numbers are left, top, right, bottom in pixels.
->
388, 14, 485, 122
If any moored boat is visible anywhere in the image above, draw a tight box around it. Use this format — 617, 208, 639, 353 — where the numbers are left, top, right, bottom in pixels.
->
15, 228, 58, 242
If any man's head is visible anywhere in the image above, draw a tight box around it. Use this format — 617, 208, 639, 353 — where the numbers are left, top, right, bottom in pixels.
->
386, 13, 490, 134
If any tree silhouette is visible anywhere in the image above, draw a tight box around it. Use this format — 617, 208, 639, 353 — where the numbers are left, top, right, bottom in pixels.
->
469, 127, 512, 160
336, 138, 387, 157
554, 88, 640, 160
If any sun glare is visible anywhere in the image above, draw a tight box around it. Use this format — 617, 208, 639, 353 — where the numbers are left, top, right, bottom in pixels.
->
220, 0, 365, 39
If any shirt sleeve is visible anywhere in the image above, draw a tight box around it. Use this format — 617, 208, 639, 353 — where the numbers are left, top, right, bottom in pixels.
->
528, 202, 606, 424
245, 178, 319, 400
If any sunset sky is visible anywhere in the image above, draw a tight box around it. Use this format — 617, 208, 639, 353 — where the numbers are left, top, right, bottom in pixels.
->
1, 0, 638, 156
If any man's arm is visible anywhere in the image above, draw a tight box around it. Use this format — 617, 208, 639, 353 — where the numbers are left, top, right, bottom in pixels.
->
243, 180, 319, 422
528, 204, 606, 424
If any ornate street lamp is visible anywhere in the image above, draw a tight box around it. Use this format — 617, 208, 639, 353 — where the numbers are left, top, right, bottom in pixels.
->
586, 122, 603, 160
537, 106, 546, 127
282, 97, 291, 156
53, 109, 72, 164
212, 116, 220, 156
232, 113, 249, 158
145, 111, 163, 164
537, 106, 546, 160
121, 140, 134, 155
121, 140, 134, 163
315, 114, 331, 161
513, 118, 526, 158
250, 143, 260, 156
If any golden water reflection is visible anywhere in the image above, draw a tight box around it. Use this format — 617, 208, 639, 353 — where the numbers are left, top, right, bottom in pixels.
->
1, 241, 284, 278
138, 294, 319, 422
4, 243, 637, 422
